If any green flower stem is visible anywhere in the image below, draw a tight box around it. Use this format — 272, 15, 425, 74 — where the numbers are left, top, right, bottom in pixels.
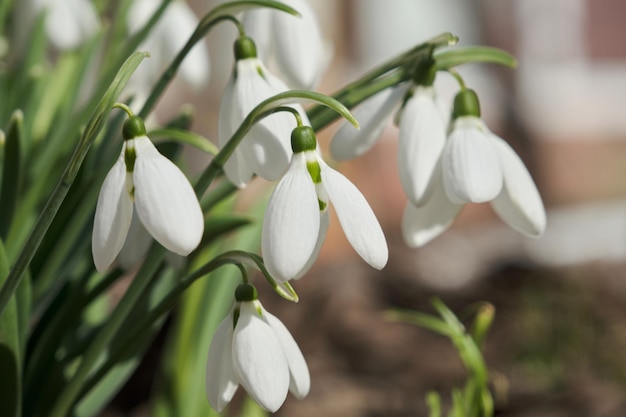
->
138, 0, 300, 119
47, 244, 165, 417
306, 32, 457, 125
0, 52, 148, 317
195, 90, 357, 195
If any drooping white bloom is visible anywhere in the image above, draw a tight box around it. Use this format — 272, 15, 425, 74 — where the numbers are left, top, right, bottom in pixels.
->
219, 36, 309, 187
402, 89, 546, 247
206, 289, 310, 412
242, 0, 329, 90
330, 85, 409, 161
262, 126, 388, 282
442, 116, 504, 204
397, 86, 449, 205
13, 0, 99, 51
126, 0, 210, 108
92, 116, 204, 272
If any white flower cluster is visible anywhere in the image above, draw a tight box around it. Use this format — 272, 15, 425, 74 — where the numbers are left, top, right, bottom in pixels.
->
331, 60, 546, 246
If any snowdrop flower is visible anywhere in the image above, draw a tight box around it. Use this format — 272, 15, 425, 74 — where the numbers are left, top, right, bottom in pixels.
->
403, 89, 546, 247
262, 126, 388, 283
92, 114, 204, 272
126, 0, 210, 108
13, 0, 99, 51
242, 0, 328, 90
206, 283, 310, 412
219, 36, 309, 187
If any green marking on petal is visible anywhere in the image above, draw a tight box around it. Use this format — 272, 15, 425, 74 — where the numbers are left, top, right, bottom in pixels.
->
256, 65, 265, 79
306, 161, 322, 184
124, 144, 136, 172
318, 199, 327, 211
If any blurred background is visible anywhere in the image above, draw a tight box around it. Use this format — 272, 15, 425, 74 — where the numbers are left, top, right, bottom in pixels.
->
107, 0, 626, 416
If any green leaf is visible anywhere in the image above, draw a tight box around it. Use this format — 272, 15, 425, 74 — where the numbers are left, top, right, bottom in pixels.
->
0, 240, 20, 417
0, 111, 23, 240
149, 127, 219, 156
435, 46, 517, 70
385, 309, 455, 338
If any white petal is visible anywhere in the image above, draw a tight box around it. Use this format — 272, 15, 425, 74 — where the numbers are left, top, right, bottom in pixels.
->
490, 135, 546, 236
262, 154, 320, 282
330, 85, 408, 161
442, 117, 503, 204
46, 0, 99, 50
320, 161, 388, 269
398, 87, 448, 205
92, 151, 133, 273
161, 1, 210, 88
132, 136, 204, 255
402, 167, 463, 247
234, 60, 294, 181
116, 208, 153, 271
293, 210, 329, 280
206, 312, 239, 412
218, 74, 254, 188
272, 0, 326, 89
233, 302, 289, 412
261, 307, 310, 399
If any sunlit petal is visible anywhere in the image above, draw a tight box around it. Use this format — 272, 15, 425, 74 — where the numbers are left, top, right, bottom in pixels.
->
206, 312, 239, 412
92, 150, 133, 272
218, 75, 254, 187
330, 85, 408, 161
235, 60, 295, 180
261, 307, 310, 399
262, 154, 320, 282
320, 161, 388, 269
398, 87, 447, 205
132, 136, 204, 255
233, 302, 289, 412
490, 135, 546, 236
442, 117, 503, 204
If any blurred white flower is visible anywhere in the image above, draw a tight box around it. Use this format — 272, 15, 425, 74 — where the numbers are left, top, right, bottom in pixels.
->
126, 0, 210, 108
206, 287, 309, 412
262, 126, 388, 282
14, 0, 99, 51
219, 36, 309, 187
242, 0, 329, 89
403, 89, 546, 247
92, 116, 203, 272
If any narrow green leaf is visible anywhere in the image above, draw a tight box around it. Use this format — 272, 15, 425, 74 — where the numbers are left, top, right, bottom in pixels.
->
435, 46, 517, 70
0, 111, 23, 240
426, 391, 442, 417
149, 128, 219, 155
385, 309, 455, 338
0, 51, 149, 317
0, 240, 20, 417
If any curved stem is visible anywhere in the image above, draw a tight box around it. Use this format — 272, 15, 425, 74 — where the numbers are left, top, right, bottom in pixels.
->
194, 90, 356, 195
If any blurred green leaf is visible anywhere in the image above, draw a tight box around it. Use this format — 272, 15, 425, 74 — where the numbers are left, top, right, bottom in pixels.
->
0, 111, 22, 240
435, 46, 517, 70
